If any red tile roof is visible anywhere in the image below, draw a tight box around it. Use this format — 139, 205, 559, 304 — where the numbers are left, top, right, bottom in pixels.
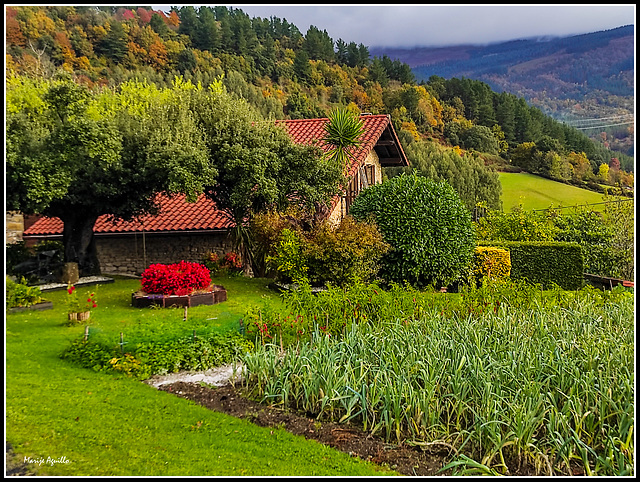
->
23, 194, 232, 236
280, 114, 390, 180
23, 115, 397, 237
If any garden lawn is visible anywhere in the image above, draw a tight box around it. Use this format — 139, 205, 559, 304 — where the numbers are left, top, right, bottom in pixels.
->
5, 276, 394, 476
499, 172, 607, 212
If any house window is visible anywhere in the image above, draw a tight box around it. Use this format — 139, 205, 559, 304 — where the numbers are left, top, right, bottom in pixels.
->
343, 164, 376, 215
364, 164, 376, 185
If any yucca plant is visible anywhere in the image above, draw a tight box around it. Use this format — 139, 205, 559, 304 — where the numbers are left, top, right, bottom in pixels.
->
322, 107, 365, 168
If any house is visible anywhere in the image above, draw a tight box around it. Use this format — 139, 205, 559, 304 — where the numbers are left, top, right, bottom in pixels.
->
22, 114, 408, 276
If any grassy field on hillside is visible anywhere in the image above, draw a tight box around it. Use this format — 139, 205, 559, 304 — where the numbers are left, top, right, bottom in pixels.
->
499, 172, 607, 212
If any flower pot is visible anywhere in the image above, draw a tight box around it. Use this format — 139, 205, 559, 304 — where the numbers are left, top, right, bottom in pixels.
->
68, 311, 91, 321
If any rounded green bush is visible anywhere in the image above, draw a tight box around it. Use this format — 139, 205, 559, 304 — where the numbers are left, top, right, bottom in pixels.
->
349, 173, 475, 287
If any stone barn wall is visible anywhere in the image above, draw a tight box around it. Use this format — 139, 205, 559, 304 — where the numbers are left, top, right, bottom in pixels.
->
6, 211, 24, 245
95, 231, 233, 276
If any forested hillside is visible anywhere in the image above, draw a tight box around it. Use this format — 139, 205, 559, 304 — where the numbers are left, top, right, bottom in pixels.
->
6, 5, 633, 207
372, 26, 635, 158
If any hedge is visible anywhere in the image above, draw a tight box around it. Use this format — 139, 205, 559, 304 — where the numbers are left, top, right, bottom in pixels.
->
472, 246, 511, 283
478, 241, 584, 290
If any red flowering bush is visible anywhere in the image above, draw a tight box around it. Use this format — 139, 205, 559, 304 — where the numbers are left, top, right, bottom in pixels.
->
141, 261, 211, 296
222, 252, 243, 270
203, 251, 244, 276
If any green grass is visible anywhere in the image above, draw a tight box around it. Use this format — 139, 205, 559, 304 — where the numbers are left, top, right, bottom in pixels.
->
5, 276, 395, 476
499, 172, 607, 212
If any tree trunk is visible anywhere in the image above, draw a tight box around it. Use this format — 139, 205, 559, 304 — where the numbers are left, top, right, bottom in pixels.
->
61, 214, 101, 277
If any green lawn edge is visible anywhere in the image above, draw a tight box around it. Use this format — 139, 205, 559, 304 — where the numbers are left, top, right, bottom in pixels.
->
5, 277, 396, 476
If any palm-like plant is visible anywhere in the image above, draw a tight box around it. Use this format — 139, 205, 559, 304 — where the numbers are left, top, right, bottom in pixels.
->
322, 108, 365, 167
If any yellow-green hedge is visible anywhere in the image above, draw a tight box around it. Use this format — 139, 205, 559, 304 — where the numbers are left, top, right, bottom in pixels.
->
472, 246, 511, 282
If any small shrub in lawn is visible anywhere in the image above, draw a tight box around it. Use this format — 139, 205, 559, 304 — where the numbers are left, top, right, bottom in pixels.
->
60, 339, 114, 372
6, 276, 44, 309
140, 260, 211, 296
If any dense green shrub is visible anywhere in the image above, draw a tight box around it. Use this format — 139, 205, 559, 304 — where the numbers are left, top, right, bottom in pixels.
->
350, 173, 475, 287
249, 208, 308, 278
252, 211, 389, 287
5, 276, 44, 309
480, 241, 584, 290
305, 217, 390, 287
267, 228, 309, 285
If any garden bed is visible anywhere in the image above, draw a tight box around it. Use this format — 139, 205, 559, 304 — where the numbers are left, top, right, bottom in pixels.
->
131, 285, 227, 308
8, 301, 54, 313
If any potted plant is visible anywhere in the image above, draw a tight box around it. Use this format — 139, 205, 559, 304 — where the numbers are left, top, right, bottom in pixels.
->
66, 285, 97, 322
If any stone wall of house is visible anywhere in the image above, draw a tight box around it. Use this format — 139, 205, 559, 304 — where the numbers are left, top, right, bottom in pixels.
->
96, 231, 233, 276
327, 149, 383, 225
6, 211, 24, 245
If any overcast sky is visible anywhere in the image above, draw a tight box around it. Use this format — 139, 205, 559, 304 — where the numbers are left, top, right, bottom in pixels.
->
154, 4, 635, 48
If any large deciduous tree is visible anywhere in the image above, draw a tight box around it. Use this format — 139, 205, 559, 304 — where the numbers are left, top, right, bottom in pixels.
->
186, 87, 345, 270
8, 72, 345, 277
6, 73, 215, 275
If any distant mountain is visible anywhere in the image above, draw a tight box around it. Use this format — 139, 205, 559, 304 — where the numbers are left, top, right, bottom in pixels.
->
371, 25, 635, 156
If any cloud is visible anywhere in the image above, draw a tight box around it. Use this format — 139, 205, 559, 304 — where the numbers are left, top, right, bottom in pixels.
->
151, 5, 634, 47
217, 4, 635, 47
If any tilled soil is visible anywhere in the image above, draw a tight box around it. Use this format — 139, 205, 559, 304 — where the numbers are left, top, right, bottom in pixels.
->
158, 381, 454, 476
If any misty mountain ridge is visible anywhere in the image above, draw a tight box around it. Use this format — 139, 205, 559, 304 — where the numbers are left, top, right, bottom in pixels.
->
370, 25, 634, 156
370, 25, 634, 99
